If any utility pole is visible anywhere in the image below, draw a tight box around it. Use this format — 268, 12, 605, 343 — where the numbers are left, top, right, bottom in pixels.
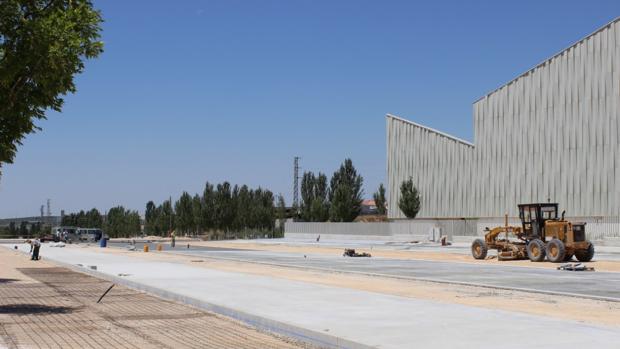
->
293, 157, 300, 215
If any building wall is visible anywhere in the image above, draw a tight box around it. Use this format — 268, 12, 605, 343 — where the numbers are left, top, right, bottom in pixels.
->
387, 116, 474, 218
388, 18, 620, 219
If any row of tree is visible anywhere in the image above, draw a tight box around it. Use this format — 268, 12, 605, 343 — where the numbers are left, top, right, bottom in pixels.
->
61, 208, 103, 228
300, 159, 364, 222
145, 182, 278, 237
299, 159, 422, 221
61, 206, 141, 238
373, 178, 421, 219
0, 221, 44, 238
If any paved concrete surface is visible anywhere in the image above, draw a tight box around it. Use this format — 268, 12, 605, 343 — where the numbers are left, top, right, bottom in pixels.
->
106, 241, 250, 252
225, 238, 620, 260
3, 243, 620, 349
0, 248, 314, 349
166, 248, 620, 301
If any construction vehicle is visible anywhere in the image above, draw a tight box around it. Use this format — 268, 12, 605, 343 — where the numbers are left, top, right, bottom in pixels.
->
471, 203, 595, 263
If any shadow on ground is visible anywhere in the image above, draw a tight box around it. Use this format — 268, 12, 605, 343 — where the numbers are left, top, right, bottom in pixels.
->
0, 304, 77, 315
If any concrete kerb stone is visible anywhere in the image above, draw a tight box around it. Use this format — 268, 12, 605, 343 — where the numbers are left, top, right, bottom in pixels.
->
190, 253, 620, 303
8, 247, 373, 349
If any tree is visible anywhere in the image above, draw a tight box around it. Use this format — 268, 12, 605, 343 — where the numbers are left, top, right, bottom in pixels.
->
328, 159, 364, 222
214, 182, 233, 231
105, 206, 141, 237
158, 200, 175, 236
174, 191, 194, 234
126, 210, 141, 236
373, 183, 387, 215
105, 206, 126, 238
144, 201, 157, 234
0, 0, 103, 174
201, 182, 215, 232
86, 208, 102, 227
8, 222, 17, 236
276, 194, 286, 235
310, 173, 329, 222
399, 177, 421, 219
19, 221, 28, 236
300, 171, 329, 222
300, 172, 316, 221
191, 194, 202, 235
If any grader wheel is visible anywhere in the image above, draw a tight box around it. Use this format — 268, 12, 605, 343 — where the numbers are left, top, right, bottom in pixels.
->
471, 239, 488, 260
546, 239, 566, 263
527, 239, 546, 262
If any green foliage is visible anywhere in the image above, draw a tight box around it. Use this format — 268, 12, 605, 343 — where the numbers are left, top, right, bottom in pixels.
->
61, 208, 102, 228
373, 183, 387, 215
200, 182, 215, 231
174, 191, 194, 234
144, 201, 157, 234
191, 194, 202, 233
0, 0, 103, 173
104, 206, 141, 238
399, 177, 421, 219
145, 180, 277, 239
328, 159, 364, 222
214, 182, 234, 231
18, 221, 28, 235
300, 172, 329, 222
276, 194, 286, 236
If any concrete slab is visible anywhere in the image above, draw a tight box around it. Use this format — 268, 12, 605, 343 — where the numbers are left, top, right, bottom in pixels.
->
3, 243, 620, 349
167, 248, 620, 301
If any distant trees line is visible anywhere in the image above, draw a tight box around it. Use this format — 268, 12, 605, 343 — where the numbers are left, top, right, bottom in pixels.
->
0, 221, 43, 238
300, 159, 421, 221
300, 158, 367, 222
145, 182, 278, 239
61, 207, 141, 238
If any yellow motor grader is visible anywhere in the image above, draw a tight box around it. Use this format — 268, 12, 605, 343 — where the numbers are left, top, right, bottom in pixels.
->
471, 203, 595, 262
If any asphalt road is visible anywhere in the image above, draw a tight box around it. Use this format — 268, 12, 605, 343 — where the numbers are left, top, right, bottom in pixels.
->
165, 249, 620, 301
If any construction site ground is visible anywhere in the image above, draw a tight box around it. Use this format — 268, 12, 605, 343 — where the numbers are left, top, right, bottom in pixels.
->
0, 247, 316, 349
2, 240, 620, 348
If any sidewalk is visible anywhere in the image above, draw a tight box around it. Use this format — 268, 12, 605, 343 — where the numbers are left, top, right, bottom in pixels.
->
0, 247, 314, 349
5, 243, 620, 349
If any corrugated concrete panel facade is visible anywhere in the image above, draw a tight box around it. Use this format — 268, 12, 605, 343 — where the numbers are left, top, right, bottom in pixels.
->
387, 116, 474, 218
388, 18, 620, 219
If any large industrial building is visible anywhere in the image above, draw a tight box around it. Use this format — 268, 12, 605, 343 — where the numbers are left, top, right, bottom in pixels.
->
387, 17, 620, 237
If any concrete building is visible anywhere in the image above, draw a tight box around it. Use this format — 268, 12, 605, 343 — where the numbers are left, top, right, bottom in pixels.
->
387, 18, 620, 237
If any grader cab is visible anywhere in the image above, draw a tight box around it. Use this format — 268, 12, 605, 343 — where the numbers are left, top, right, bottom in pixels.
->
471, 203, 595, 262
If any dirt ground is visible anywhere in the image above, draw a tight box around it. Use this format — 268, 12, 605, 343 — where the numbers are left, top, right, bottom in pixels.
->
193, 240, 620, 272
0, 248, 317, 349
84, 245, 620, 328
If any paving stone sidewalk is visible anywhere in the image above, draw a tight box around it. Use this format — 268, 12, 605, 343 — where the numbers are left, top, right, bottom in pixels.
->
0, 250, 315, 349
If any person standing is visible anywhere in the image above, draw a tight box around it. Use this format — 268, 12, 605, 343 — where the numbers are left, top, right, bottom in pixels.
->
170, 230, 176, 248
31, 238, 41, 261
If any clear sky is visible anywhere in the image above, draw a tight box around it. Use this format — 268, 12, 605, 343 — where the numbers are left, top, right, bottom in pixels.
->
1, 0, 619, 217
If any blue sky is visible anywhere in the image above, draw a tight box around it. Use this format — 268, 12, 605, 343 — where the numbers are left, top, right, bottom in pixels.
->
1, 0, 619, 217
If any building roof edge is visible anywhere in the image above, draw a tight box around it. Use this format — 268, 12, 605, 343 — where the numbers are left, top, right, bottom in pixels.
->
474, 16, 620, 103
386, 114, 474, 147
